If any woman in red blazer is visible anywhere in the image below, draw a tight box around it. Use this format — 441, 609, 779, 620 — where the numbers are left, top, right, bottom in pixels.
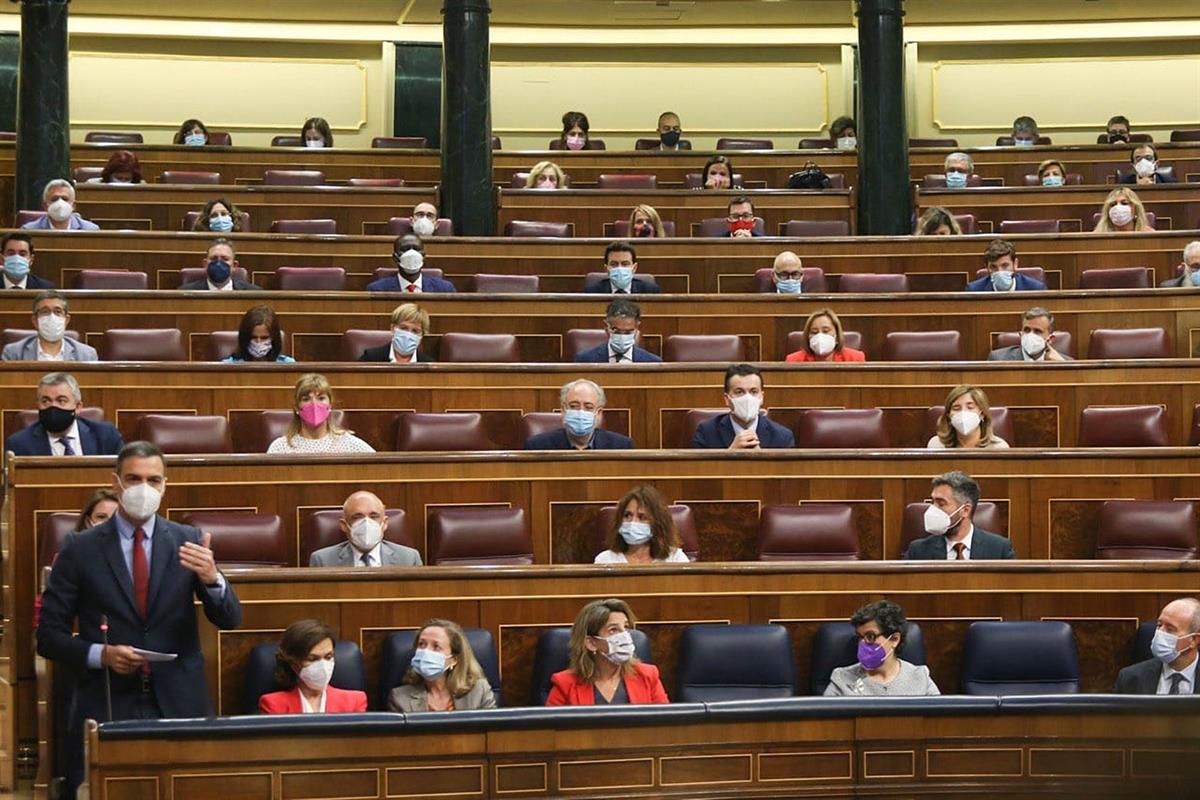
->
258, 619, 367, 714
785, 307, 867, 363
546, 598, 669, 706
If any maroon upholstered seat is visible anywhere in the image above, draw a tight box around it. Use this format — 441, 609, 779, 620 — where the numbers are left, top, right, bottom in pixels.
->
491, 136, 502, 149
681, 409, 727, 449
592, 505, 699, 561
251, 409, 345, 453
784, 330, 863, 354
953, 214, 978, 235
275, 266, 346, 290
84, 131, 142, 143
39, 512, 79, 570
177, 511, 287, 568
269, 219, 337, 235
1169, 129, 1200, 142
695, 217, 765, 237
17, 211, 46, 227
137, 414, 232, 454
900, 501, 1005, 552
1095, 500, 1198, 559
262, 169, 325, 186
798, 138, 835, 148
838, 273, 909, 293
564, 329, 608, 360
395, 412, 494, 451
519, 412, 565, 443
347, 178, 406, 187
340, 330, 392, 361
924, 406, 1014, 444
102, 328, 186, 361
995, 330, 1073, 358
385, 216, 453, 236
596, 174, 657, 189
438, 332, 520, 363
158, 171, 222, 185
909, 137, 958, 147
270, 135, 304, 147
427, 507, 533, 565
921, 174, 984, 188
780, 220, 851, 237
470, 274, 539, 293
974, 266, 1047, 284
794, 408, 889, 448
72, 167, 103, 183
682, 173, 745, 189
757, 504, 859, 561
1078, 405, 1169, 447
664, 335, 745, 362
882, 331, 963, 361
300, 508, 412, 564
717, 138, 774, 150
998, 219, 1060, 235
73, 270, 148, 290
503, 220, 573, 237
178, 266, 250, 287
753, 267, 828, 293
608, 219, 677, 238
1022, 173, 1083, 186
181, 211, 251, 232
1079, 267, 1153, 290
207, 131, 232, 146
4, 329, 82, 348
17, 407, 103, 431
1088, 327, 1169, 359
371, 136, 429, 148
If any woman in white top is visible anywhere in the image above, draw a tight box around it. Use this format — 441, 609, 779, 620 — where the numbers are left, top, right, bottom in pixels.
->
595, 484, 690, 564
927, 384, 1009, 450
267, 373, 375, 454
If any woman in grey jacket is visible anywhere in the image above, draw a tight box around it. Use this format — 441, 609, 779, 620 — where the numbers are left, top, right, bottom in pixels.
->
388, 619, 496, 712
825, 600, 940, 697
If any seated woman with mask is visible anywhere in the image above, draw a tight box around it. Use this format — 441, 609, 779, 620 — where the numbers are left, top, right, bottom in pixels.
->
358, 303, 435, 364
546, 598, 669, 705
191, 198, 244, 233
825, 600, 939, 696
595, 484, 689, 564
266, 373, 374, 454
927, 385, 1008, 450
222, 305, 295, 363
1093, 187, 1154, 232
628, 204, 667, 238
914, 207, 962, 236
387, 619, 496, 712
259, 619, 368, 713
1036, 159, 1068, 187
785, 308, 866, 363
525, 161, 566, 189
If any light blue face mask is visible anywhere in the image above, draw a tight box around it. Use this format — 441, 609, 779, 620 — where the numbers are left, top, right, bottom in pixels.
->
209, 215, 234, 233
945, 171, 968, 189
990, 270, 1015, 291
184, 133, 207, 146
4, 254, 30, 279
1014, 138, 1036, 147
776, 278, 803, 294
1042, 174, 1064, 187
410, 648, 447, 680
609, 332, 635, 353
392, 328, 421, 355
1189, 270, 1200, 287
563, 409, 596, 438
619, 521, 653, 545
608, 266, 634, 291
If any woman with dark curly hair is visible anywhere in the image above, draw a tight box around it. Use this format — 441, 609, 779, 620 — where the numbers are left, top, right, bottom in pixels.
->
258, 619, 367, 713
825, 600, 940, 696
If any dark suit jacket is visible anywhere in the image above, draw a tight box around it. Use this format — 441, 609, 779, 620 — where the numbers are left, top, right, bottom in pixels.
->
986, 344, 1074, 362
36, 516, 242, 721
5, 417, 124, 456
966, 274, 1048, 292
177, 279, 261, 290
1118, 172, 1177, 184
582, 277, 660, 294
358, 344, 435, 363
691, 413, 795, 449
1113, 657, 1199, 694
574, 343, 661, 363
903, 528, 1015, 560
364, 273, 456, 293
719, 229, 764, 238
524, 428, 635, 450
13, 273, 56, 289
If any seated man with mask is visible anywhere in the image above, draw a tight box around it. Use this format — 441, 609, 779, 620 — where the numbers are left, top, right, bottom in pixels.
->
2, 290, 98, 362
1160, 241, 1200, 288
178, 239, 260, 290
1119, 143, 1177, 185
21, 179, 99, 231
410, 202, 441, 238
904, 471, 1015, 560
942, 152, 975, 189
2, 233, 55, 288
5, 371, 124, 456
769, 251, 806, 294
986, 306, 1072, 362
574, 299, 661, 363
653, 111, 688, 151
524, 378, 635, 450
309, 490, 422, 567
1114, 597, 1200, 695
692, 363, 794, 449
366, 234, 456, 293
359, 303, 435, 363
584, 242, 659, 294
966, 239, 1046, 292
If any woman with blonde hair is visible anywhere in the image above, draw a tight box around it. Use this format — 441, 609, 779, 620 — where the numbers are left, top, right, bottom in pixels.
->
266, 373, 374, 454
927, 385, 1009, 449
785, 307, 866, 363
914, 206, 962, 236
388, 618, 496, 712
525, 160, 566, 189
595, 484, 688, 564
1036, 159, 1068, 187
1093, 187, 1153, 233
546, 598, 669, 705
628, 204, 666, 238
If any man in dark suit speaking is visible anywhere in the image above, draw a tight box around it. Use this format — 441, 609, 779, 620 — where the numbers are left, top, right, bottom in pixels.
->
524, 378, 635, 450
37, 441, 242, 796
904, 471, 1015, 560
1114, 598, 1200, 695
692, 363, 795, 449
5, 371, 124, 456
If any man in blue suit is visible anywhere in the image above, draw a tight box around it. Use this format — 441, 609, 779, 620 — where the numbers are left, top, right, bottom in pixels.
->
365, 234, 456, 293
575, 298, 662, 363
903, 471, 1016, 560
524, 379, 635, 450
966, 239, 1047, 292
6, 372, 124, 455
692, 363, 795, 449
37, 441, 242, 796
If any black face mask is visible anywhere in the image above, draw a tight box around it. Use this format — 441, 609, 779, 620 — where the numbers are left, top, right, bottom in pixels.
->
660, 130, 681, 148
39, 405, 75, 434
1108, 131, 1129, 144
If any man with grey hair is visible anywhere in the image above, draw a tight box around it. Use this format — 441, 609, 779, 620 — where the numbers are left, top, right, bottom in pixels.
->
943, 152, 975, 188
2, 290, 98, 362
903, 470, 1015, 560
21, 178, 99, 231
309, 490, 422, 567
4, 371, 123, 455
1159, 241, 1200, 288
987, 306, 1072, 362
523, 378, 635, 450
1115, 597, 1200, 694
1010, 115, 1041, 146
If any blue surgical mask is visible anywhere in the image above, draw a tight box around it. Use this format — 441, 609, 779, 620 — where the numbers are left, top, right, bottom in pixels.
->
990, 270, 1015, 291
206, 258, 231, 285
410, 648, 448, 680
945, 171, 968, 189
1151, 629, 1195, 665
609, 332, 635, 353
209, 215, 234, 233
608, 266, 634, 291
619, 521, 653, 545
1189, 270, 1200, 287
563, 409, 596, 438
184, 133, 207, 146
4, 254, 30, 279
392, 328, 421, 355
1041, 174, 1064, 187
776, 278, 803, 294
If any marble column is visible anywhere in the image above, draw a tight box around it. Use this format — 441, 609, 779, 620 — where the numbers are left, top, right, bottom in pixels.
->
855, 0, 911, 235
441, 0, 494, 235
15, 0, 70, 216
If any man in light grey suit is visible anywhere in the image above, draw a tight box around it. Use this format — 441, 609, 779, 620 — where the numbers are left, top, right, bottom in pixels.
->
2, 290, 99, 362
986, 306, 1072, 362
309, 490, 422, 567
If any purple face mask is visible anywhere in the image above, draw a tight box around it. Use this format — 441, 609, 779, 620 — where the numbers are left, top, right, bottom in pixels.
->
857, 639, 888, 671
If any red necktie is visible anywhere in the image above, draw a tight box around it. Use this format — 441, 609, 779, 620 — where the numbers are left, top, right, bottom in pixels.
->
133, 527, 149, 617
952, 542, 966, 561
406, 285, 416, 292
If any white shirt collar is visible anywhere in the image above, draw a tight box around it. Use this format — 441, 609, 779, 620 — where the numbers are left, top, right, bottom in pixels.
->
607, 341, 632, 363
730, 413, 759, 434
353, 541, 384, 566
4, 275, 27, 289
299, 688, 327, 713
207, 279, 235, 291
400, 273, 422, 291
1161, 652, 1199, 688
50, 419, 82, 456
389, 347, 415, 364
945, 523, 975, 559
36, 339, 65, 361
1021, 346, 1045, 362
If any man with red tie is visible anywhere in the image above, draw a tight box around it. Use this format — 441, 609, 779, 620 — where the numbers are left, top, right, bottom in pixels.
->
37, 441, 242, 798
364, 234, 456, 293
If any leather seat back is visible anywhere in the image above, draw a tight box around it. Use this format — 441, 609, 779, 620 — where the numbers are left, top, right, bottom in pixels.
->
676, 624, 795, 702
960, 621, 1079, 695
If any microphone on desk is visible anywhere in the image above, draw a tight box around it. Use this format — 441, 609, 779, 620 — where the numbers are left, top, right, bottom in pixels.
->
100, 614, 113, 723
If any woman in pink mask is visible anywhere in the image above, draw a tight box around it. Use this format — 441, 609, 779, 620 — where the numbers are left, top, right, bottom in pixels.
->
524, 161, 566, 190
267, 373, 374, 454
555, 111, 596, 151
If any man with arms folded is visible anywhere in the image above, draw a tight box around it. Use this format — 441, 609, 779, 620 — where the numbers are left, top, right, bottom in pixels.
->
309, 490, 422, 567
692, 363, 794, 449
904, 471, 1015, 560
524, 378, 635, 450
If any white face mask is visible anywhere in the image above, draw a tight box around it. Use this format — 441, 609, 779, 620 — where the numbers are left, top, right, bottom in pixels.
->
299, 658, 335, 691
349, 517, 384, 552
809, 332, 837, 357
304, 139, 325, 149
1108, 203, 1134, 227
1021, 332, 1047, 358
729, 392, 762, 422
398, 249, 424, 274
37, 314, 67, 342
1133, 158, 1157, 178
596, 630, 635, 664
950, 410, 981, 437
836, 136, 857, 149
47, 198, 73, 223
119, 481, 162, 521
923, 503, 964, 536
248, 340, 272, 359
411, 216, 437, 238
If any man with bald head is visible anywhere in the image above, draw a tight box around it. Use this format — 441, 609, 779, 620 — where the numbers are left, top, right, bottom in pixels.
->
1114, 597, 1200, 694
308, 491, 422, 567
770, 251, 806, 294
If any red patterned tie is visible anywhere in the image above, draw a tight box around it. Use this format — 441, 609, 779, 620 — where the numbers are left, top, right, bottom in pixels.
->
132, 527, 149, 618
406, 284, 416, 293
